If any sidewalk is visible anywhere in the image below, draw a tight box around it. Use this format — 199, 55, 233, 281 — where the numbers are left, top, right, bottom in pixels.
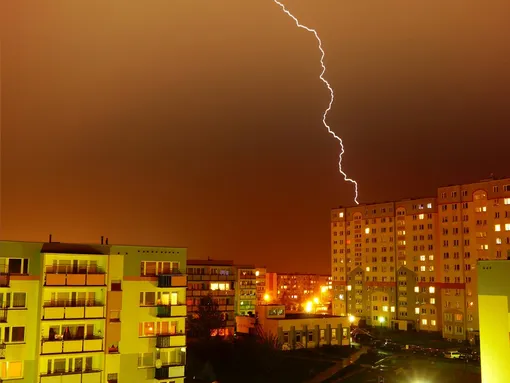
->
306, 347, 368, 383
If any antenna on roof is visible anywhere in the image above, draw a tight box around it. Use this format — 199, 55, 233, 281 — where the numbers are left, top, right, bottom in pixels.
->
49, 234, 52, 243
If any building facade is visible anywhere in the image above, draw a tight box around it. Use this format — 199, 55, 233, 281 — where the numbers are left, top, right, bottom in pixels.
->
265, 272, 278, 304
186, 259, 236, 336
236, 266, 256, 316
331, 177, 510, 341
0, 240, 187, 383
276, 273, 331, 312
257, 305, 351, 350
477, 260, 510, 383
255, 267, 267, 307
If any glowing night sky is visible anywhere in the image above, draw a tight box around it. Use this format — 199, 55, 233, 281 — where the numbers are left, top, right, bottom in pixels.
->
1, 0, 509, 273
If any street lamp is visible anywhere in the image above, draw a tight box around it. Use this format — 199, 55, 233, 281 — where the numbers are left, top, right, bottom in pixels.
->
378, 316, 385, 329
305, 301, 313, 313
263, 294, 270, 304
349, 315, 355, 324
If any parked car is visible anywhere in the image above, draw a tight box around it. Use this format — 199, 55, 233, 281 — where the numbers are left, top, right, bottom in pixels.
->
444, 350, 461, 359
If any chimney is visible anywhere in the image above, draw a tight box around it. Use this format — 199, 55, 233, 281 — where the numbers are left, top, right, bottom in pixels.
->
105, 238, 109, 245
101, 236, 104, 245
49, 234, 52, 243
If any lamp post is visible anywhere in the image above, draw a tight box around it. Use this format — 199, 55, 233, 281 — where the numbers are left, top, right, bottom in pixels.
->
378, 316, 385, 330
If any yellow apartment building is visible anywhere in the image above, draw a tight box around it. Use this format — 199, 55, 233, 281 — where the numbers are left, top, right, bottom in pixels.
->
331, 176, 510, 342
186, 259, 236, 336
236, 266, 256, 316
477, 260, 510, 383
0, 239, 187, 383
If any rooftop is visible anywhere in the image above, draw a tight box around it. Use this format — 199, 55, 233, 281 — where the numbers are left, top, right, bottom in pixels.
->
279, 313, 343, 320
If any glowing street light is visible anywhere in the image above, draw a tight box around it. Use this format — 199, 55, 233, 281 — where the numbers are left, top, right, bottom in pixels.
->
349, 315, 355, 324
263, 294, 270, 303
378, 316, 385, 329
321, 286, 328, 293
305, 301, 313, 313
313, 297, 320, 304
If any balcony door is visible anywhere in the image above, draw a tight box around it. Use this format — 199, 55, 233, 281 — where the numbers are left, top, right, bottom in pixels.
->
171, 292, 178, 305
160, 292, 170, 305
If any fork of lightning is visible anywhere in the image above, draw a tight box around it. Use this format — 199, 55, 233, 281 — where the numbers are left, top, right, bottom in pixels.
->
272, 0, 359, 205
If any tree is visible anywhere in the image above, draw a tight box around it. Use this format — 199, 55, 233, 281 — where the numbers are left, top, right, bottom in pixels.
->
188, 294, 226, 340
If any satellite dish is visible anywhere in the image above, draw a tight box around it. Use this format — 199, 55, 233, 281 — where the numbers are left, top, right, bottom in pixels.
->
155, 359, 162, 369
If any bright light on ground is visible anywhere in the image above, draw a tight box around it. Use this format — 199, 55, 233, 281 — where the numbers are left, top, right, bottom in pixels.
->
305, 301, 313, 313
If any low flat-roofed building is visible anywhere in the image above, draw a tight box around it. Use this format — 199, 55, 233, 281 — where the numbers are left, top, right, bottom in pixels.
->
257, 305, 351, 350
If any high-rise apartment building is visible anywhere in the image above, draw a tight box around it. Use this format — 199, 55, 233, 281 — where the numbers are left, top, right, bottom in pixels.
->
186, 259, 236, 336
255, 267, 267, 306
0, 239, 187, 383
236, 266, 256, 316
331, 177, 510, 342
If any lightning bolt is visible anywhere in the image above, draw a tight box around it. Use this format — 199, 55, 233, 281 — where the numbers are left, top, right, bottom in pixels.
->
272, 0, 359, 205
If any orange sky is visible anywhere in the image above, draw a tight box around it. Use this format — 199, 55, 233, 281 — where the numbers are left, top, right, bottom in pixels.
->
1, 0, 510, 273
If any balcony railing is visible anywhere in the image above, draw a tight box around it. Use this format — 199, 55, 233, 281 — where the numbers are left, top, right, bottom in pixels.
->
156, 334, 186, 348
157, 273, 187, 288
0, 308, 7, 323
44, 268, 106, 286
156, 304, 187, 318
0, 269, 10, 288
40, 369, 102, 382
41, 336, 104, 354
154, 364, 185, 380
0, 342, 5, 359
42, 301, 105, 320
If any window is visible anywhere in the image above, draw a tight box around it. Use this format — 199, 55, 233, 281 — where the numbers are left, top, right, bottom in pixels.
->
140, 261, 179, 276
429, 286, 435, 294
414, 286, 419, 293
0, 361, 23, 379
138, 322, 155, 337
12, 293, 26, 308
2, 258, 29, 275
495, 224, 501, 231
139, 292, 156, 306
431, 320, 436, 326
415, 308, 420, 314
504, 198, 510, 205
430, 298, 436, 304
138, 352, 154, 368
331, 328, 337, 339
506, 224, 510, 231
422, 319, 427, 325
11, 327, 25, 342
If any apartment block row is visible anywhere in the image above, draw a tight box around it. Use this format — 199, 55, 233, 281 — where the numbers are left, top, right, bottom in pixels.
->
0, 240, 187, 383
331, 177, 510, 342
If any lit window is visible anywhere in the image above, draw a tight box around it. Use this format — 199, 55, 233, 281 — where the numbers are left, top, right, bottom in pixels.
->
210, 283, 219, 290
427, 203, 432, 208
390, 306, 395, 312
496, 238, 502, 245
482, 206, 487, 212
420, 255, 426, 261
429, 266, 434, 272
366, 267, 370, 272
422, 319, 428, 325
419, 214, 424, 220
429, 255, 434, 261
504, 198, 510, 205
420, 266, 426, 272
430, 298, 435, 304
484, 244, 489, 250
429, 286, 435, 294
495, 224, 501, 232
339, 212, 344, 218
347, 285, 352, 291
506, 224, 510, 231
0, 361, 23, 379
431, 320, 436, 326
365, 228, 370, 234
414, 286, 419, 293
415, 307, 420, 314
382, 306, 388, 312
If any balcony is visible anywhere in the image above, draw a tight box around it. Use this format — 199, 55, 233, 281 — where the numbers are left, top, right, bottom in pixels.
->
0, 271, 9, 288
0, 308, 7, 323
42, 301, 105, 320
157, 274, 187, 288
155, 364, 185, 380
0, 343, 5, 359
40, 369, 102, 383
41, 336, 104, 355
156, 334, 186, 348
45, 266, 106, 287
157, 304, 187, 318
